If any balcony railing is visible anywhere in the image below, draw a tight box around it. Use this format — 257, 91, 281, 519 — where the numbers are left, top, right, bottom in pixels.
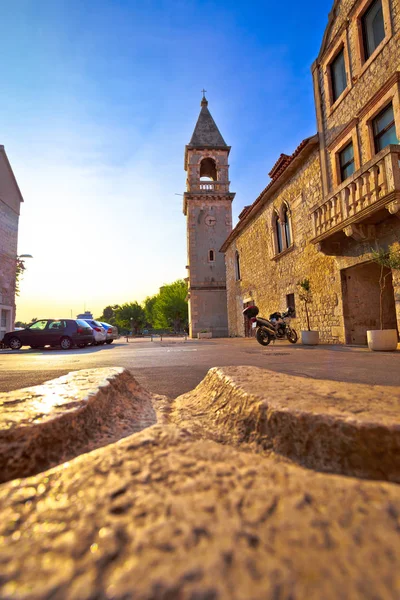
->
188, 181, 230, 193
311, 145, 400, 242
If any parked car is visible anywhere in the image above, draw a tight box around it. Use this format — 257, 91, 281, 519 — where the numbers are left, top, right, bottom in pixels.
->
100, 322, 119, 344
2, 319, 94, 350
82, 319, 107, 345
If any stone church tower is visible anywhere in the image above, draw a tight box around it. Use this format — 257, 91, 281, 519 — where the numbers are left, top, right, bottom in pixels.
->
183, 94, 235, 338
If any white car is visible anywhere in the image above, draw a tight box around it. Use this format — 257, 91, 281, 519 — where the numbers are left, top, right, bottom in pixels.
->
83, 319, 107, 345
100, 322, 119, 344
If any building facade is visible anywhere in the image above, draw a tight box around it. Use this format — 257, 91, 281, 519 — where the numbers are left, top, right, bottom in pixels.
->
0, 146, 24, 338
222, 0, 400, 344
183, 95, 235, 338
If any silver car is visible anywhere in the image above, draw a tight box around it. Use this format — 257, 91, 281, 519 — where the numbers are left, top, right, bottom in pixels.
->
83, 319, 107, 345
100, 322, 119, 344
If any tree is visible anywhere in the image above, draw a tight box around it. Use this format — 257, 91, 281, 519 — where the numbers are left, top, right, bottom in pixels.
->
97, 304, 120, 325
14, 321, 28, 329
297, 279, 312, 331
371, 243, 400, 329
153, 280, 188, 331
115, 302, 145, 334
143, 295, 158, 328
15, 258, 26, 296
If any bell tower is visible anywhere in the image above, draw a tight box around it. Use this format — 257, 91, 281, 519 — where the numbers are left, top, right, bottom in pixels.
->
183, 94, 235, 338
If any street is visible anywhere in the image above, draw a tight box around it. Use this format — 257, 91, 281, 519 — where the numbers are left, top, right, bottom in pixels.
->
1, 337, 400, 398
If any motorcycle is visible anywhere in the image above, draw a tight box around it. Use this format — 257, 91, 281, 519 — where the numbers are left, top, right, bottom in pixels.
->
243, 305, 298, 346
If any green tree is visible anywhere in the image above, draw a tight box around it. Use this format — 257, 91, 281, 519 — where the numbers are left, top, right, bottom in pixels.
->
15, 258, 26, 296
97, 304, 120, 325
153, 280, 188, 331
115, 302, 145, 334
143, 295, 158, 328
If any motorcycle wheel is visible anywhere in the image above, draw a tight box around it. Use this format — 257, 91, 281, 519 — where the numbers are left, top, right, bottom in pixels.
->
286, 328, 298, 343
256, 327, 272, 346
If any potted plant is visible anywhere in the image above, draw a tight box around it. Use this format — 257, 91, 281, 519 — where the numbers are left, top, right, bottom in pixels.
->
297, 279, 319, 345
367, 243, 400, 352
197, 329, 212, 339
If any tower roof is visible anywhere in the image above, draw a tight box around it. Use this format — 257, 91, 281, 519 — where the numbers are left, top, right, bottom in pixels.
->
187, 95, 228, 148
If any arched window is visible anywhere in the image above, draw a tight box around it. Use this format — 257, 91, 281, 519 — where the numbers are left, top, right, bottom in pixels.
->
235, 251, 241, 281
208, 249, 215, 262
200, 158, 217, 181
274, 211, 283, 254
283, 203, 292, 248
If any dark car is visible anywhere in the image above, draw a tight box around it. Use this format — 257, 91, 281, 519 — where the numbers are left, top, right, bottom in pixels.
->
2, 319, 94, 350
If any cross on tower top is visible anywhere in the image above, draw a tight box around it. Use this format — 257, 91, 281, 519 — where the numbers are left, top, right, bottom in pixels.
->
201, 88, 207, 97
200, 89, 208, 107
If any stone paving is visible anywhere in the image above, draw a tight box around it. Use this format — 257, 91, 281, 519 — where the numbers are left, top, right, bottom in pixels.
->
0, 366, 400, 599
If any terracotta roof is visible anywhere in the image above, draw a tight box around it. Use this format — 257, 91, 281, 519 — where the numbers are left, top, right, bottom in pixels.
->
238, 205, 252, 220
220, 135, 319, 252
268, 154, 290, 179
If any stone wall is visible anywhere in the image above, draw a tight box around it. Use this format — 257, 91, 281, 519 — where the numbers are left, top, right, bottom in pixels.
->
0, 198, 19, 323
225, 151, 346, 343
315, 0, 400, 190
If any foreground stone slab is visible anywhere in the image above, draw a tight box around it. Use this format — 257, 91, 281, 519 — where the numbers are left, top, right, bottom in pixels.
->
0, 368, 157, 483
170, 366, 400, 482
0, 425, 400, 600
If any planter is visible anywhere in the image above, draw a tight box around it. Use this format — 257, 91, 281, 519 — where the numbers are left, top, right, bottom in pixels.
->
197, 332, 212, 339
301, 330, 319, 345
367, 329, 398, 352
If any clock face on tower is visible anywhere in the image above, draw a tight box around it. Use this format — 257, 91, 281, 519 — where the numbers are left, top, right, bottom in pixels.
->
205, 215, 216, 227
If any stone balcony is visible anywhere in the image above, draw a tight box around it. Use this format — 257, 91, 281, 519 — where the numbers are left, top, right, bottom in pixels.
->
188, 180, 230, 193
311, 145, 400, 244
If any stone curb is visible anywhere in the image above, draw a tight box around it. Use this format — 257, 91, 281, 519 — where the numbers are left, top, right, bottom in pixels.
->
0, 368, 157, 483
170, 366, 400, 482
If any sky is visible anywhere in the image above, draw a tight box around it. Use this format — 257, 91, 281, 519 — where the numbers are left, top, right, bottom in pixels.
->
1, 0, 333, 322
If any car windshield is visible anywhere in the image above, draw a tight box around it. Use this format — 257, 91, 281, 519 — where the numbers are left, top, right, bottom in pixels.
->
76, 320, 90, 327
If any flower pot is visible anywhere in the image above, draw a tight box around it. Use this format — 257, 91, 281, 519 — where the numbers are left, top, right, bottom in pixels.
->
367, 329, 398, 352
197, 332, 212, 339
301, 330, 319, 345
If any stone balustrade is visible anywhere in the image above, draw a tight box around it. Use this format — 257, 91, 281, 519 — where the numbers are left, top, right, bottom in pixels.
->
189, 180, 230, 193
311, 145, 400, 241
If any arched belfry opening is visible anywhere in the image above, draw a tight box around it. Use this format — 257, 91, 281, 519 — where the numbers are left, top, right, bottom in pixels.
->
200, 157, 217, 181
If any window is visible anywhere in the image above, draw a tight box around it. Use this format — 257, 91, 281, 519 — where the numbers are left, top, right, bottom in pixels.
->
362, 0, 385, 60
283, 204, 292, 248
49, 320, 66, 330
330, 48, 347, 102
208, 249, 215, 262
28, 320, 48, 330
274, 212, 283, 254
235, 251, 241, 281
339, 142, 355, 181
286, 293, 296, 317
372, 103, 399, 153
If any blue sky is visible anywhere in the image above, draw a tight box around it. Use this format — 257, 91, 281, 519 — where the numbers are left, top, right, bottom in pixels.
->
1, 0, 333, 321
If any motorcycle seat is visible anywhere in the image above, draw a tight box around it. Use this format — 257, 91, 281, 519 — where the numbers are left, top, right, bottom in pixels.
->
257, 317, 272, 326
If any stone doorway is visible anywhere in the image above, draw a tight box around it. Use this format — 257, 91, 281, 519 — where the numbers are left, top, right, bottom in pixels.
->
243, 301, 255, 337
341, 261, 397, 345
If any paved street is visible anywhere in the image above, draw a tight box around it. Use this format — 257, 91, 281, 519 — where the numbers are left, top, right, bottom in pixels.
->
1, 337, 399, 398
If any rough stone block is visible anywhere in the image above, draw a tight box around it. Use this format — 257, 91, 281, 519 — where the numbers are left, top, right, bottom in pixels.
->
0, 368, 158, 483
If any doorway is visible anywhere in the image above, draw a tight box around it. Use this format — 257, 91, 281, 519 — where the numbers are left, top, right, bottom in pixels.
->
341, 261, 397, 344
243, 300, 256, 337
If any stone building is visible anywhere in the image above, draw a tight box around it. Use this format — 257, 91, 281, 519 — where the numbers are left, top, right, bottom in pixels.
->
183, 94, 235, 338
221, 0, 400, 344
0, 146, 24, 338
